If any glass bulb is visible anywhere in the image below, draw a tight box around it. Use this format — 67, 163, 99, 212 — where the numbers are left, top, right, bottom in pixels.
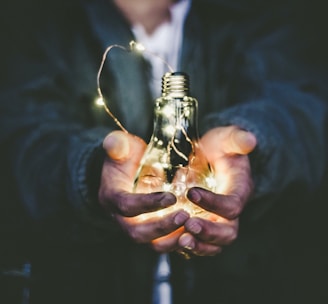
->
133, 72, 217, 218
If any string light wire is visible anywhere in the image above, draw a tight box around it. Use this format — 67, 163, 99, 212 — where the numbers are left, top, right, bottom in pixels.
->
96, 40, 174, 133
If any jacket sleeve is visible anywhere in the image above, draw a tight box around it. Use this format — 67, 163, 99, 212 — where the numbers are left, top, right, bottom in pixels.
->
201, 16, 328, 222
0, 7, 124, 245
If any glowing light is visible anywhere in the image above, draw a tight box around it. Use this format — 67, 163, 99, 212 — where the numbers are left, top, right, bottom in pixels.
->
130, 41, 146, 52
171, 182, 186, 197
95, 97, 105, 106
205, 176, 217, 191
162, 125, 175, 137
162, 105, 175, 117
153, 162, 165, 170
163, 183, 171, 192
156, 209, 167, 217
95, 40, 175, 134
183, 108, 191, 117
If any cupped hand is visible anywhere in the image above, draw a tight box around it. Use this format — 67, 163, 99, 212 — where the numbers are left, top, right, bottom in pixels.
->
178, 126, 257, 257
99, 130, 189, 250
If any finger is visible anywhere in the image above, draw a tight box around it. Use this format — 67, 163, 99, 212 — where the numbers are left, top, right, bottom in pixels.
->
107, 191, 176, 217
150, 226, 185, 252
115, 210, 190, 244
184, 217, 238, 246
187, 187, 244, 219
223, 127, 257, 155
178, 232, 222, 256
103, 130, 130, 160
201, 126, 257, 157
103, 130, 146, 161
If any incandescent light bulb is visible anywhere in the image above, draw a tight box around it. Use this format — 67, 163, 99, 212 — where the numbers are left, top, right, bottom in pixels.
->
133, 72, 217, 218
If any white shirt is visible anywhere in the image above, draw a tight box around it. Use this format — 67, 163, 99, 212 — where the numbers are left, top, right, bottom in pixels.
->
132, 0, 191, 98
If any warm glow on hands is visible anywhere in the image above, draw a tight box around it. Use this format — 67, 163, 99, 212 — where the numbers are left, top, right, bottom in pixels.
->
99, 131, 190, 250
171, 125, 257, 257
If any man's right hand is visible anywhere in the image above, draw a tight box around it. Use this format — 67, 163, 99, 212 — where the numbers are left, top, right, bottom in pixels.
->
99, 131, 189, 252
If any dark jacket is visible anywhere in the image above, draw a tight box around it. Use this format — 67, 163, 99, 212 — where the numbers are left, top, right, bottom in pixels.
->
1, 0, 327, 303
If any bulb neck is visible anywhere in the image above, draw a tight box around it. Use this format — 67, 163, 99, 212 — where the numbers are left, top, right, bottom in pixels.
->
154, 72, 198, 145
162, 72, 190, 98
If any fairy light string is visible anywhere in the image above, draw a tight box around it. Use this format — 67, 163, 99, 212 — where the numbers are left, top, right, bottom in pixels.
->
96, 40, 198, 182
96, 40, 174, 134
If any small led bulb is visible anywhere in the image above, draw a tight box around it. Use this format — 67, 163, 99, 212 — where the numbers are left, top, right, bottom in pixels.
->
95, 97, 105, 106
129, 40, 146, 53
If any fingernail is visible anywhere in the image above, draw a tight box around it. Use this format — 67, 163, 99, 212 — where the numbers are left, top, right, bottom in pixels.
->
174, 212, 189, 225
104, 131, 129, 160
179, 234, 195, 250
157, 192, 176, 207
187, 189, 201, 203
187, 221, 202, 234
236, 130, 257, 153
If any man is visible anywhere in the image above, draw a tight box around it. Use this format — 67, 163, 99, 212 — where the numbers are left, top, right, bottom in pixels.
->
1, 0, 327, 303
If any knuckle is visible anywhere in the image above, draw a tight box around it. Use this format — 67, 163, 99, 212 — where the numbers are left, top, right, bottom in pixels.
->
204, 246, 223, 257
127, 227, 144, 244
224, 226, 238, 245
117, 199, 132, 216
225, 197, 243, 219
225, 208, 239, 220
214, 246, 223, 255
98, 191, 113, 213
155, 221, 170, 236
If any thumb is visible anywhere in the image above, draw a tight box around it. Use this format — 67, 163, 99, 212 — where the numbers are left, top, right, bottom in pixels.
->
227, 127, 257, 155
103, 130, 130, 161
